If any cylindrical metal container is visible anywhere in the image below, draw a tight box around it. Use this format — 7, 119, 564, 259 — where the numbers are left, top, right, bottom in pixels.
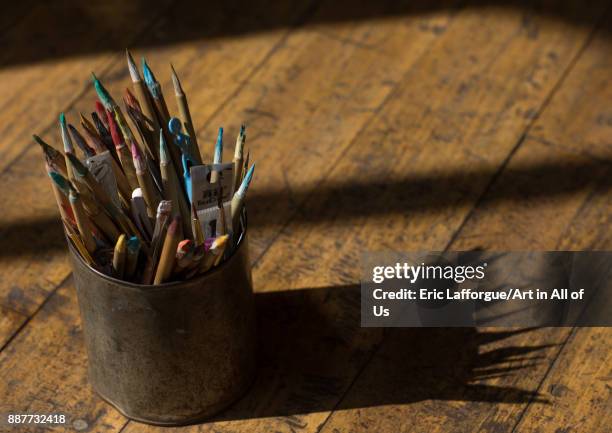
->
69, 235, 256, 426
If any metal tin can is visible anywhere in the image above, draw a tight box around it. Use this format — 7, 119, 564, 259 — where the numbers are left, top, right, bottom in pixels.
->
69, 235, 256, 425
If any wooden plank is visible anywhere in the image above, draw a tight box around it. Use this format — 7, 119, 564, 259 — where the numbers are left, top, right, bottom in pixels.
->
0, 305, 27, 350
253, 1, 606, 291
0, 1, 173, 172
512, 327, 611, 433
133, 2, 610, 433
0, 2, 456, 432
197, 0, 456, 263
0, 0, 312, 316
0, 280, 128, 433
511, 17, 612, 431
319, 7, 611, 433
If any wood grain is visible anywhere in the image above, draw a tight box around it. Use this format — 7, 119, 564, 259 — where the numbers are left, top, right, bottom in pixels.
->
0, 1, 173, 171
513, 327, 611, 433
0, 305, 26, 350
0, 0, 311, 317
0, 2, 455, 431
319, 6, 611, 433
0, 1, 609, 432
0, 280, 128, 433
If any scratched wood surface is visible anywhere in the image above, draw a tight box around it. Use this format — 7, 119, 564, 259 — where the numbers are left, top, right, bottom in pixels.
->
0, 1, 610, 432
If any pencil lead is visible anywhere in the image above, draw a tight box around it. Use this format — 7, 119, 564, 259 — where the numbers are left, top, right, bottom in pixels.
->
170, 63, 183, 95
59, 113, 74, 154
66, 152, 88, 178
214, 127, 223, 164
126, 49, 141, 83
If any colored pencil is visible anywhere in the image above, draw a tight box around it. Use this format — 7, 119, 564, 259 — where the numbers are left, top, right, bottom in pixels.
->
170, 64, 202, 164
153, 216, 181, 284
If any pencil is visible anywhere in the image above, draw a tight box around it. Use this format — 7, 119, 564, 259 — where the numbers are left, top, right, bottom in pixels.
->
142, 58, 171, 124
159, 130, 191, 235
211, 127, 223, 183
79, 114, 107, 154
59, 113, 76, 184
51, 170, 120, 244
191, 203, 204, 246
113, 234, 127, 279
217, 184, 227, 236
141, 200, 172, 284
231, 163, 255, 234
34, 135, 67, 177
125, 235, 141, 279
106, 109, 139, 191
91, 108, 119, 162
170, 64, 202, 164
153, 216, 181, 284
132, 141, 160, 217
200, 235, 229, 273
233, 124, 246, 194
127, 50, 159, 132
69, 124, 96, 158
65, 222, 95, 266
46, 161, 73, 226
173, 239, 194, 275
66, 153, 131, 238
69, 186, 97, 254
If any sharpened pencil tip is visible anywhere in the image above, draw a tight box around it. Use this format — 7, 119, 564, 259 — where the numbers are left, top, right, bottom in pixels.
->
49, 171, 71, 195
93, 75, 115, 110
159, 129, 169, 164
236, 163, 255, 198
170, 63, 183, 95
142, 57, 155, 84
59, 113, 66, 125
126, 49, 140, 83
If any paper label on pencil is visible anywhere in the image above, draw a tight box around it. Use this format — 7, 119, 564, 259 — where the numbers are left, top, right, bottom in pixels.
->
190, 163, 234, 210
197, 201, 232, 239
86, 152, 121, 208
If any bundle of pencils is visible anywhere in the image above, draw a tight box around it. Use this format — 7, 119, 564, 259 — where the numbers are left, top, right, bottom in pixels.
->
37, 51, 255, 285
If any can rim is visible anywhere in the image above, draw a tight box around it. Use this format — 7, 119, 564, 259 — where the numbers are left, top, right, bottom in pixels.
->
68, 217, 248, 291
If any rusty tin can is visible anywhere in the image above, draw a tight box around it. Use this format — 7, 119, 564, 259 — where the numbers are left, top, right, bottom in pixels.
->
68, 235, 256, 426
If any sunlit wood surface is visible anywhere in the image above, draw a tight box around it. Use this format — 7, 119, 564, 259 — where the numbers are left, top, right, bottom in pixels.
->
0, 1, 610, 432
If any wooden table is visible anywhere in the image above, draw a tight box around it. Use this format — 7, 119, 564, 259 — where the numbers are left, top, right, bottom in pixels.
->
0, 1, 610, 432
